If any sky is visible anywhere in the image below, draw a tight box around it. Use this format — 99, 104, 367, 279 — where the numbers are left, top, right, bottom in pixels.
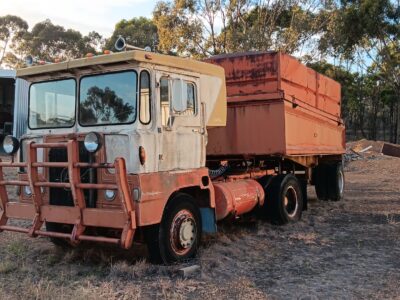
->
0, 0, 158, 37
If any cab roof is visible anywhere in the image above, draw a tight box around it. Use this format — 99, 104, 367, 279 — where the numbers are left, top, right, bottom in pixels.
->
17, 50, 227, 128
16, 50, 225, 80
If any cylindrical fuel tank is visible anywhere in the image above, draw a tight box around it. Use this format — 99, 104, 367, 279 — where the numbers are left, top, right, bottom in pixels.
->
213, 179, 265, 221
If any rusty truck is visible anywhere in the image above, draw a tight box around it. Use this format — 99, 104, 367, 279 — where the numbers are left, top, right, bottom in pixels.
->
0, 38, 345, 263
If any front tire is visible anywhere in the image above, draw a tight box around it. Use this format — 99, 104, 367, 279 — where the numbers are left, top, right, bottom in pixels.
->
145, 193, 202, 264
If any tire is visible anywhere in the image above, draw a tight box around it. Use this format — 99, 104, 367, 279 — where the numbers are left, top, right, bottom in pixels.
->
145, 193, 202, 264
314, 164, 328, 201
264, 174, 303, 225
327, 163, 345, 201
256, 175, 274, 219
300, 178, 308, 210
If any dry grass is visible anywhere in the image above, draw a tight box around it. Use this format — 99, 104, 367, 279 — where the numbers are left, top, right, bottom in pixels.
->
1, 152, 400, 299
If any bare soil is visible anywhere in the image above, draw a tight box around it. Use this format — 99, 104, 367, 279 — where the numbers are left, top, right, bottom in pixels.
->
0, 145, 399, 299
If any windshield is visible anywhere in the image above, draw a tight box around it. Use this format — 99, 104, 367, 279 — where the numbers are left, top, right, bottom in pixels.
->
29, 79, 76, 129
79, 71, 137, 126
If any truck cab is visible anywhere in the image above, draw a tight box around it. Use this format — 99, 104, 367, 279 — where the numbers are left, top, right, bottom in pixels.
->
0, 49, 228, 263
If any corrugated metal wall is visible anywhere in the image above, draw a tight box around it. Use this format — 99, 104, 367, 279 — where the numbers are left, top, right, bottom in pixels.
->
13, 79, 29, 139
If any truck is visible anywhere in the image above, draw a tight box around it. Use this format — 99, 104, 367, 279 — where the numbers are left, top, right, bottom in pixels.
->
0, 39, 345, 264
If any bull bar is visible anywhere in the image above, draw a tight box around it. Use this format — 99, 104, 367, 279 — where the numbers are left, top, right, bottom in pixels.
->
0, 140, 136, 249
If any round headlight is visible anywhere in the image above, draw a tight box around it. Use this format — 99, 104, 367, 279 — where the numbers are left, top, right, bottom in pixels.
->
84, 132, 102, 153
24, 186, 32, 197
104, 190, 116, 201
3, 136, 20, 155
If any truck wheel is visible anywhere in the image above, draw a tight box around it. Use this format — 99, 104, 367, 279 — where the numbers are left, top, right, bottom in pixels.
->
266, 174, 303, 225
327, 163, 345, 201
300, 178, 308, 210
145, 193, 202, 264
314, 164, 328, 201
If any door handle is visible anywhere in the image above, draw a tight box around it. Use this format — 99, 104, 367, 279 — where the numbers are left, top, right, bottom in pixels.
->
192, 128, 205, 134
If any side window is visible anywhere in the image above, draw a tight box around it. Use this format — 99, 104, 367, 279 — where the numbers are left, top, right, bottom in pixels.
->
186, 82, 196, 116
160, 77, 170, 127
171, 81, 197, 116
139, 70, 151, 124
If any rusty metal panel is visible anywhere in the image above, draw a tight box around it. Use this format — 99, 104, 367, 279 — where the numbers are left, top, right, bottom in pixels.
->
83, 208, 127, 228
136, 167, 212, 226
6, 202, 35, 220
382, 143, 400, 158
206, 52, 344, 157
207, 101, 287, 156
41, 205, 80, 224
205, 52, 279, 99
284, 102, 345, 155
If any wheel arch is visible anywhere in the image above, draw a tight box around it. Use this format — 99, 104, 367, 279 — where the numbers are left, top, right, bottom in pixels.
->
136, 168, 216, 232
167, 185, 217, 234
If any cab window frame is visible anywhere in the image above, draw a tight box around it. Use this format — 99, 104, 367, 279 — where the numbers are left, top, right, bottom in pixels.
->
184, 81, 197, 116
159, 76, 170, 127
159, 76, 198, 126
78, 70, 138, 127
28, 77, 77, 130
139, 70, 152, 125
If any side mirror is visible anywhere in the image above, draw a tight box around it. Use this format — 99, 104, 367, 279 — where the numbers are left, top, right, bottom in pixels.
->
171, 79, 187, 113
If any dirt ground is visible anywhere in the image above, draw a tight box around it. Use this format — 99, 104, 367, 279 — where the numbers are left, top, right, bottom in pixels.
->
0, 143, 399, 299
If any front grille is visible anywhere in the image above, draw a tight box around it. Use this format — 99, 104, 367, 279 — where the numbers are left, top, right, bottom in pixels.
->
48, 142, 97, 208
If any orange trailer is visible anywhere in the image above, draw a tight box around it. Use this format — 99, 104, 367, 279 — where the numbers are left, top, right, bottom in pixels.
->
206, 52, 345, 157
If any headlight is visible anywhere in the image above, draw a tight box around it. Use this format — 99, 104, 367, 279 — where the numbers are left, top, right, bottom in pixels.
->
3, 136, 20, 155
84, 132, 102, 153
104, 190, 116, 201
24, 186, 32, 197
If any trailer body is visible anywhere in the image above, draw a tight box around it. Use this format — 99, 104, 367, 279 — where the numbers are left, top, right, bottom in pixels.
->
206, 52, 345, 159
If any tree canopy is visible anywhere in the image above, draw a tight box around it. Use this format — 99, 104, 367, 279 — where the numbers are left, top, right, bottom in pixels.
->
0, 0, 399, 142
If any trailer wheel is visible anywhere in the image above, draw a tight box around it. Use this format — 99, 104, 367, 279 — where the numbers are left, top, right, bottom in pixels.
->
145, 193, 202, 264
266, 174, 303, 225
327, 163, 345, 201
314, 165, 328, 201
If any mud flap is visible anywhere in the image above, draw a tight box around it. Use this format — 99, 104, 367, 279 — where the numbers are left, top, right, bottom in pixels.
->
200, 207, 217, 234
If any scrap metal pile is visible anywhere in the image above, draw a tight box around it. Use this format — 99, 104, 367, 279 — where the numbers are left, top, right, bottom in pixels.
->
345, 139, 400, 163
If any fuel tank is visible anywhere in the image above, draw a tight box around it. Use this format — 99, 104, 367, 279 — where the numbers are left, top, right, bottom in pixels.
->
213, 179, 265, 221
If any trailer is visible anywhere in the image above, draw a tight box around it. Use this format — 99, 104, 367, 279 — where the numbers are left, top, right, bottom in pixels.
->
0, 41, 345, 264
206, 52, 345, 208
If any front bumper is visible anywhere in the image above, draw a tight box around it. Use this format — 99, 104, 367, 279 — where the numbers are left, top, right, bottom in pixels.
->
0, 140, 136, 249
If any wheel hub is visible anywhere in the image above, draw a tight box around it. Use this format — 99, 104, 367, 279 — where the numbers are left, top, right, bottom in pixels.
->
284, 186, 298, 217
179, 219, 195, 248
170, 209, 197, 255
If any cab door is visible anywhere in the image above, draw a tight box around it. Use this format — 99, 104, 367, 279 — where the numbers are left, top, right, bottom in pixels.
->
156, 72, 204, 172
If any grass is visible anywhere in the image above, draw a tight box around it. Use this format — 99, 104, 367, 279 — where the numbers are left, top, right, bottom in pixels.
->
0, 261, 17, 274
